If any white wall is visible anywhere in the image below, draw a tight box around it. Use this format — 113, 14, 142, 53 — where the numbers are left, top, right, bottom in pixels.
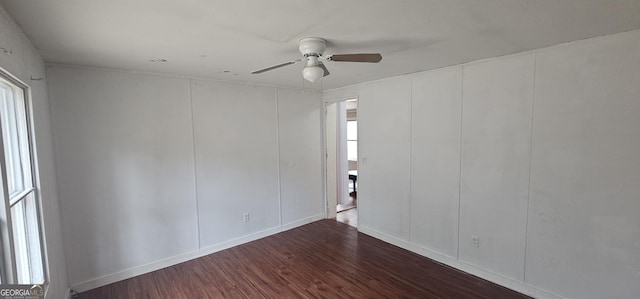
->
459, 53, 534, 280
48, 68, 199, 285
191, 81, 279, 246
358, 77, 412, 239
277, 89, 323, 224
526, 30, 640, 299
410, 66, 462, 259
0, 6, 68, 299
331, 30, 640, 299
47, 66, 324, 291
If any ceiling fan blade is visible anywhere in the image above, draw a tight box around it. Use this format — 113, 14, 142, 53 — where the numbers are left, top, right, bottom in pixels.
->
251, 60, 300, 74
327, 53, 382, 63
318, 61, 330, 77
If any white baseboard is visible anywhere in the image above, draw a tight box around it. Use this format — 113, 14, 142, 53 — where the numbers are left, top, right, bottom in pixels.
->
358, 225, 565, 299
71, 214, 324, 293
281, 213, 324, 231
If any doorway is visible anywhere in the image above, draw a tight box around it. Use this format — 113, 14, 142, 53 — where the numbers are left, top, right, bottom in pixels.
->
325, 98, 357, 227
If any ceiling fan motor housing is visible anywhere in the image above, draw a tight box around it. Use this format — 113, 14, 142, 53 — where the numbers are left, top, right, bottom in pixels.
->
299, 37, 326, 56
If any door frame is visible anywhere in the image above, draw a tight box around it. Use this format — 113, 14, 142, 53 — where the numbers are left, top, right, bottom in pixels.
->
322, 96, 358, 220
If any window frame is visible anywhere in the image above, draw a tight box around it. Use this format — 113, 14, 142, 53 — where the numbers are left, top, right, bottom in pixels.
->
0, 67, 47, 286
346, 120, 357, 161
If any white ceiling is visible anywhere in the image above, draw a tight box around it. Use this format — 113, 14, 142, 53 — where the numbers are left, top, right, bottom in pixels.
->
2, 0, 640, 90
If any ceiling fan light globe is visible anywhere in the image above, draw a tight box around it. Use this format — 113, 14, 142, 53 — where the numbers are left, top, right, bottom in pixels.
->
302, 66, 324, 82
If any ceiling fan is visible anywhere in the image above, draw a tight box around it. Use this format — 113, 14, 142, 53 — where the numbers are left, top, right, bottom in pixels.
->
251, 37, 382, 82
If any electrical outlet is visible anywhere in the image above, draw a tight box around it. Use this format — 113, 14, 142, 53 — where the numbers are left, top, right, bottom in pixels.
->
471, 236, 480, 248
243, 213, 250, 222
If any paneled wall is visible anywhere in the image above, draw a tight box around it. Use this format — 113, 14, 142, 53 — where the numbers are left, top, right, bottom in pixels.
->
410, 67, 462, 259
49, 68, 199, 285
458, 53, 534, 280
358, 77, 411, 238
277, 89, 323, 224
343, 30, 640, 299
0, 7, 68, 299
47, 66, 323, 291
191, 81, 280, 246
526, 31, 640, 299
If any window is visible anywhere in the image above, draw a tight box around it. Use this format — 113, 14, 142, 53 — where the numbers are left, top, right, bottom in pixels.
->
347, 120, 357, 161
0, 71, 45, 285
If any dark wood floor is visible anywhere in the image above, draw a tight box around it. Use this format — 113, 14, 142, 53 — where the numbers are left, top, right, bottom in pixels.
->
80, 220, 530, 298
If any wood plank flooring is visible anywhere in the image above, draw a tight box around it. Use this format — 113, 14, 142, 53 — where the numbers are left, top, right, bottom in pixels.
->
79, 220, 530, 298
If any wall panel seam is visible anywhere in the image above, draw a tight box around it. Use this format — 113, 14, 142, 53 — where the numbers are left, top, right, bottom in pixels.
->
187, 79, 201, 249
522, 52, 538, 283
275, 88, 283, 226
408, 76, 414, 243
456, 67, 465, 260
